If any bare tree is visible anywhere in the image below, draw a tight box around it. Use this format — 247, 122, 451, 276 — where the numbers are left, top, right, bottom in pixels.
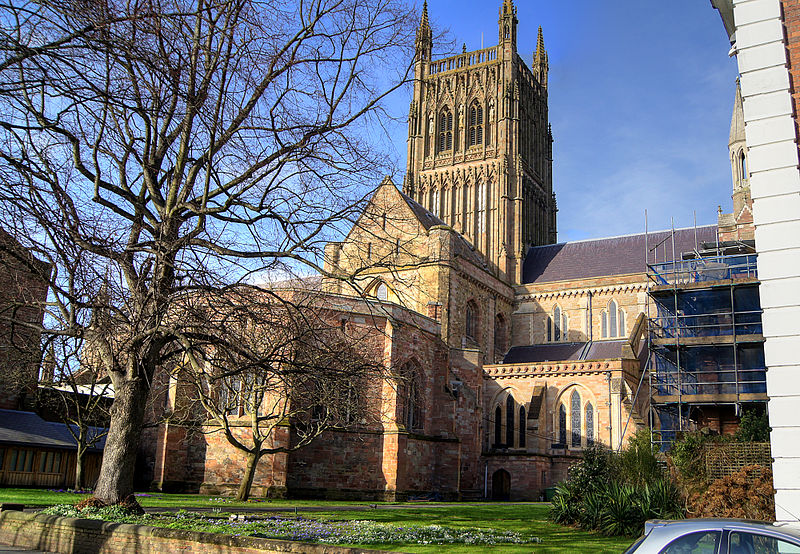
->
38, 338, 112, 490
0, 0, 415, 506
169, 287, 385, 500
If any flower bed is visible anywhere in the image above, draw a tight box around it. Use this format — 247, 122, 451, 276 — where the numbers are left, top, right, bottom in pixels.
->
41, 505, 537, 547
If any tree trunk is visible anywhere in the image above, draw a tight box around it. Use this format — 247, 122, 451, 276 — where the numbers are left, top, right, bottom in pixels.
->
93, 377, 149, 505
75, 446, 86, 491
236, 450, 260, 501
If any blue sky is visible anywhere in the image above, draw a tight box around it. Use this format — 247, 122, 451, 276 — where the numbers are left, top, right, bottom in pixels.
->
382, 0, 739, 243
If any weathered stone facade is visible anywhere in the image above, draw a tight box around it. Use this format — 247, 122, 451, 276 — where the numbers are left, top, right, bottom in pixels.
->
0, 228, 48, 411
141, 0, 653, 501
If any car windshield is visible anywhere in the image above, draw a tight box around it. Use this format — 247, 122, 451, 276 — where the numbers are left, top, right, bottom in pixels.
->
624, 535, 647, 553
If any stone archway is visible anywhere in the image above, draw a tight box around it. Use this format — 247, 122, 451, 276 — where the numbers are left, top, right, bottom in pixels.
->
491, 469, 511, 501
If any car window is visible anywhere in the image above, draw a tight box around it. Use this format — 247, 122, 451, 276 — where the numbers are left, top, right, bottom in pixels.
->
660, 531, 722, 554
729, 532, 800, 554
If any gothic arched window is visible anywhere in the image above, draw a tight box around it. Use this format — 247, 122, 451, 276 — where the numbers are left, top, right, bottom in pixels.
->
401, 362, 423, 432
558, 403, 567, 445
494, 314, 507, 363
466, 300, 479, 341
506, 395, 515, 447
519, 406, 526, 447
375, 282, 389, 301
549, 306, 568, 342
469, 102, 484, 146
571, 390, 581, 448
585, 402, 594, 445
602, 299, 622, 339
439, 108, 453, 152
740, 150, 747, 180
553, 306, 562, 342
494, 405, 502, 447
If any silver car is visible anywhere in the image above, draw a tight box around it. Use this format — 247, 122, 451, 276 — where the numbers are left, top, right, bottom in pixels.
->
624, 519, 800, 554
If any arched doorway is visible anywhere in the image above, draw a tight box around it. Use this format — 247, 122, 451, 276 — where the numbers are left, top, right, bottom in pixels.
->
492, 469, 511, 501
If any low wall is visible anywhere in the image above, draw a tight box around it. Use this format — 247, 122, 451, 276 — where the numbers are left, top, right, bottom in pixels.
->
0, 511, 394, 554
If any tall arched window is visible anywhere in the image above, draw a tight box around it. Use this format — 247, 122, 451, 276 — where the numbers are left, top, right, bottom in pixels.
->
506, 396, 515, 447
477, 182, 487, 233
469, 101, 484, 146
602, 299, 623, 339
439, 108, 453, 151
494, 314, 507, 363
571, 390, 581, 448
401, 362, 423, 432
466, 300, 479, 341
553, 306, 562, 342
519, 406, 526, 447
585, 402, 594, 445
740, 150, 747, 180
494, 406, 502, 447
432, 188, 440, 217
558, 404, 567, 445
548, 306, 568, 343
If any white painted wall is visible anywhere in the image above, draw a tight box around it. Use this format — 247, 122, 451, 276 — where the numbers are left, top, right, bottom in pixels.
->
727, 0, 800, 523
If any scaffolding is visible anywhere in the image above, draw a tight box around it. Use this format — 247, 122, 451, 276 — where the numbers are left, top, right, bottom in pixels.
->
645, 236, 767, 450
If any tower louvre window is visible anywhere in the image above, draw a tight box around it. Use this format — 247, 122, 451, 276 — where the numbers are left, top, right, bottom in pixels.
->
439, 108, 453, 151
469, 102, 483, 146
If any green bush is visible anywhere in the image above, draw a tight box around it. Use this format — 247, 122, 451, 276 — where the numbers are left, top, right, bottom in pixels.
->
735, 409, 771, 443
549, 431, 684, 537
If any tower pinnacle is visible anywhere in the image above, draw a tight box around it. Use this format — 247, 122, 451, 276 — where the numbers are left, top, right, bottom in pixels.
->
532, 26, 549, 88
415, 0, 432, 60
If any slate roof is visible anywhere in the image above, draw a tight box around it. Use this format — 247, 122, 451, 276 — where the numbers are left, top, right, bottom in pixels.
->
0, 409, 106, 451
522, 225, 719, 284
502, 340, 633, 365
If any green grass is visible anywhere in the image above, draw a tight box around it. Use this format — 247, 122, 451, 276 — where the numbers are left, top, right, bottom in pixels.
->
2, 489, 634, 552
0, 488, 392, 509
309, 504, 633, 553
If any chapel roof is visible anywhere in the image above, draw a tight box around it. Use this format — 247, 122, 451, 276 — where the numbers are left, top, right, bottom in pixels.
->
502, 340, 631, 364
521, 225, 719, 285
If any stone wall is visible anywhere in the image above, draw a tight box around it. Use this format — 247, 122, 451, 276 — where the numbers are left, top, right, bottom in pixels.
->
0, 511, 385, 554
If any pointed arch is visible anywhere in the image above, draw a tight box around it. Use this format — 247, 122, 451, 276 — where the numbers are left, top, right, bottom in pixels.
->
439, 107, 453, 152
494, 405, 502, 447
494, 313, 507, 363
466, 299, 479, 341
400, 360, 423, 432
558, 403, 567, 445
519, 406, 526, 448
585, 402, 595, 445
505, 395, 515, 447
469, 100, 484, 146
570, 389, 581, 448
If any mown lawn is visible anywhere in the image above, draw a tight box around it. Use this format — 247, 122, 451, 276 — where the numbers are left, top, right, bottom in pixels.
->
0, 488, 387, 509
2, 489, 634, 552
310, 504, 633, 553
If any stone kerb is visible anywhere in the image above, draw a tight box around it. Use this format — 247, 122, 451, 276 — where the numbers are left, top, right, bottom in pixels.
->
0, 511, 396, 554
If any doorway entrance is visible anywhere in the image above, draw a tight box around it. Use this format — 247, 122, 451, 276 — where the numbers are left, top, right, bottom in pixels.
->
492, 469, 511, 501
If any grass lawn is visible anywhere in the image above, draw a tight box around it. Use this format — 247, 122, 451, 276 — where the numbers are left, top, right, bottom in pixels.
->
0, 488, 388, 509
3, 489, 634, 552
310, 504, 633, 553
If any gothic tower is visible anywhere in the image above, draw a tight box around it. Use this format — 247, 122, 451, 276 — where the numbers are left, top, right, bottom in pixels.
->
718, 79, 754, 241
403, 0, 556, 284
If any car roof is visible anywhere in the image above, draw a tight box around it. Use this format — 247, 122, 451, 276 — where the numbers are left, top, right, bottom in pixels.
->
646, 519, 800, 540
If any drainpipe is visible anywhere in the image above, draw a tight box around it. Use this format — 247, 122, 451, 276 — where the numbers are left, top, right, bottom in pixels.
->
607, 372, 613, 447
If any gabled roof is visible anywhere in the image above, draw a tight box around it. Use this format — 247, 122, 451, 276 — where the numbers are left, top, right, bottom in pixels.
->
502, 339, 639, 365
0, 409, 106, 451
522, 225, 718, 284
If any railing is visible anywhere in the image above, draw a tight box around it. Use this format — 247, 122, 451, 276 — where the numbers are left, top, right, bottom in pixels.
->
429, 47, 498, 75
648, 254, 758, 286
650, 310, 763, 339
651, 366, 767, 396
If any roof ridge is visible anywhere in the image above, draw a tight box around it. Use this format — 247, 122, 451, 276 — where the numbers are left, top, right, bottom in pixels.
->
530, 224, 718, 249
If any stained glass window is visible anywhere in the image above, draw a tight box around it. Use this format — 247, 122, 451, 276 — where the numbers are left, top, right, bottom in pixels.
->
571, 390, 581, 448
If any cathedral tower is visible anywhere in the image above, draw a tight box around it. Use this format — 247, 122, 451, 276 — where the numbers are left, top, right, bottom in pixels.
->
403, 0, 556, 284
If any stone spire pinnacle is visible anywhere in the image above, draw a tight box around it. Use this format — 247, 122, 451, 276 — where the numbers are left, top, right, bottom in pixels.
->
415, 1, 432, 59
729, 78, 745, 147
500, 0, 515, 16
532, 26, 549, 88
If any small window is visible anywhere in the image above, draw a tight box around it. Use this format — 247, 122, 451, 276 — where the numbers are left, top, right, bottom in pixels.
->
729, 532, 800, 554
375, 283, 389, 301
659, 531, 720, 554
608, 300, 618, 338
618, 308, 625, 337
554, 306, 562, 342
519, 406, 526, 447
546, 316, 552, 342
402, 363, 424, 432
740, 150, 748, 180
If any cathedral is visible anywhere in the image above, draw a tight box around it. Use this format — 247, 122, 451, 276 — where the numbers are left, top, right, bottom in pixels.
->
140, 0, 753, 501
